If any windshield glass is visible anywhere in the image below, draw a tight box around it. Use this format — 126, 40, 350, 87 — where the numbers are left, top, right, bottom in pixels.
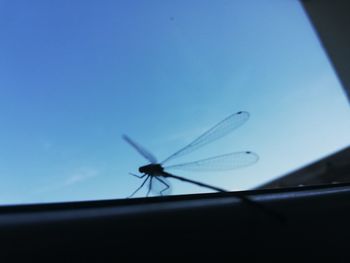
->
1, 0, 350, 204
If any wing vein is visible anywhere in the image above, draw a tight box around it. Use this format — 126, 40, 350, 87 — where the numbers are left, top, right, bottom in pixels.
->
164, 151, 259, 172
161, 111, 249, 164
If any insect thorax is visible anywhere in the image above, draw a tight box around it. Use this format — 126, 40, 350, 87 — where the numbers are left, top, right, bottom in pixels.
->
139, 164, 164, 174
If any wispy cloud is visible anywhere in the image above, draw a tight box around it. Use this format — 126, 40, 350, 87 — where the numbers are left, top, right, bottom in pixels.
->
43, 141, 53, 151
34, 167, 100, 196
39, 138, 54, 152
63, 167, 99, 186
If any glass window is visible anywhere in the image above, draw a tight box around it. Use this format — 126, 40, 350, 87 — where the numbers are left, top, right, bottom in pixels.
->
0, 0, 349, 204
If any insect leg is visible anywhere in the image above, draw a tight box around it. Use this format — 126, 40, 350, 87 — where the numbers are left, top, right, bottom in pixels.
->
129, 173, 147, 179
146, 177, 153, 197
154, 177, 170, 196
128, 175, 150, 198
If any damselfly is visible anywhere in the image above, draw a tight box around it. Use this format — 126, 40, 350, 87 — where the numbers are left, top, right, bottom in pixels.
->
123, 111, 258, 197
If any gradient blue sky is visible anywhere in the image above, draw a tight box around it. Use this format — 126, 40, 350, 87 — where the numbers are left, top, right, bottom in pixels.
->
0, 0, 350, 204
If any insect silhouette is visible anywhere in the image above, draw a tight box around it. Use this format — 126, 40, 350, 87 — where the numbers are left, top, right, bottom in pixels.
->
123, 111, 259, 197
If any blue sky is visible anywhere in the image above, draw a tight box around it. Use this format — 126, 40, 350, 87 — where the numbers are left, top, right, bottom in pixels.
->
0, 0, 350, 204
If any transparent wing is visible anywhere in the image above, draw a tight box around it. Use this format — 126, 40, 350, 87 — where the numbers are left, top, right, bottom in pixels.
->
149, 175, 172, 196
161, 111, 249, 164
123, 134, 158, 164
164, 151, 258, 172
